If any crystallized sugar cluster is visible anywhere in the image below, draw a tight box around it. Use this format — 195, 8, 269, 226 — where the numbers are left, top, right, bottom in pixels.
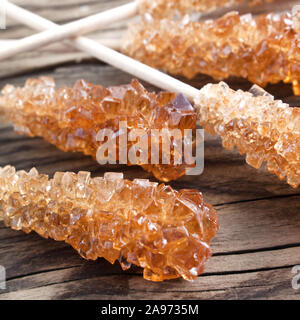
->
0, 77, 197, 182
139, 0, 273, 18
0, 165, 219, 281
195, 82, 300, 188
124, 10, 300, 94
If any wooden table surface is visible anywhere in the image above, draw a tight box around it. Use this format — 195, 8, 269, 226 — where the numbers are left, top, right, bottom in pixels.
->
0, 0, 299, 300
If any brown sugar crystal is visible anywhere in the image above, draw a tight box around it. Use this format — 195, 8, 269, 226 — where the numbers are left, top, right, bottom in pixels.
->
195, 82, 300, 188
139, 0, 274, 19
0, 77, 197, 182
0, 165, 219, 281
124, 10, 300, 94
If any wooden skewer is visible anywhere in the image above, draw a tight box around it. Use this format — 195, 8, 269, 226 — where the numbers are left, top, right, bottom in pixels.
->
4, 1, 199, 100
0, 1, 137, 60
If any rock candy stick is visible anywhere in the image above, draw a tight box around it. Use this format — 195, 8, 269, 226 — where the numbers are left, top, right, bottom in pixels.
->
123, 10, 300, 95
195, 83, 300, 188
0, 165, 219, 281
0, 77, 197, 182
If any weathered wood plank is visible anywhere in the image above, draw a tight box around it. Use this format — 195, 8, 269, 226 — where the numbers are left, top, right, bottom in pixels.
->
0, 267, 298, 300
0, 0, 299, 300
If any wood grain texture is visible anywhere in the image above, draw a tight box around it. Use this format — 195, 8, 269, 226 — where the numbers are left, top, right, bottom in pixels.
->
0, 0, 299, 300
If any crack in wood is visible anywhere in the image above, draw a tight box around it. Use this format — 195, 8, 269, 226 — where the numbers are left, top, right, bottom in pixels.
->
5, 264, 83, 282
215, 194, 300, 207
202, 265, 296, 277
213, 243, 300, 256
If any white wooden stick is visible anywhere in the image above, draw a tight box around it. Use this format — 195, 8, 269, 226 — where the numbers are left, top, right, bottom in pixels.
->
0, 1, 138, 60
5, 1, 199, 100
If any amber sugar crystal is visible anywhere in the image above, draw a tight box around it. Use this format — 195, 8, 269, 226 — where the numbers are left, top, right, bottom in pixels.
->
0, 165, 219, 281
124, 10, 300, 94
0, 77, 197, 182
195, 83, 300, 188
139, 0, 273, 19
